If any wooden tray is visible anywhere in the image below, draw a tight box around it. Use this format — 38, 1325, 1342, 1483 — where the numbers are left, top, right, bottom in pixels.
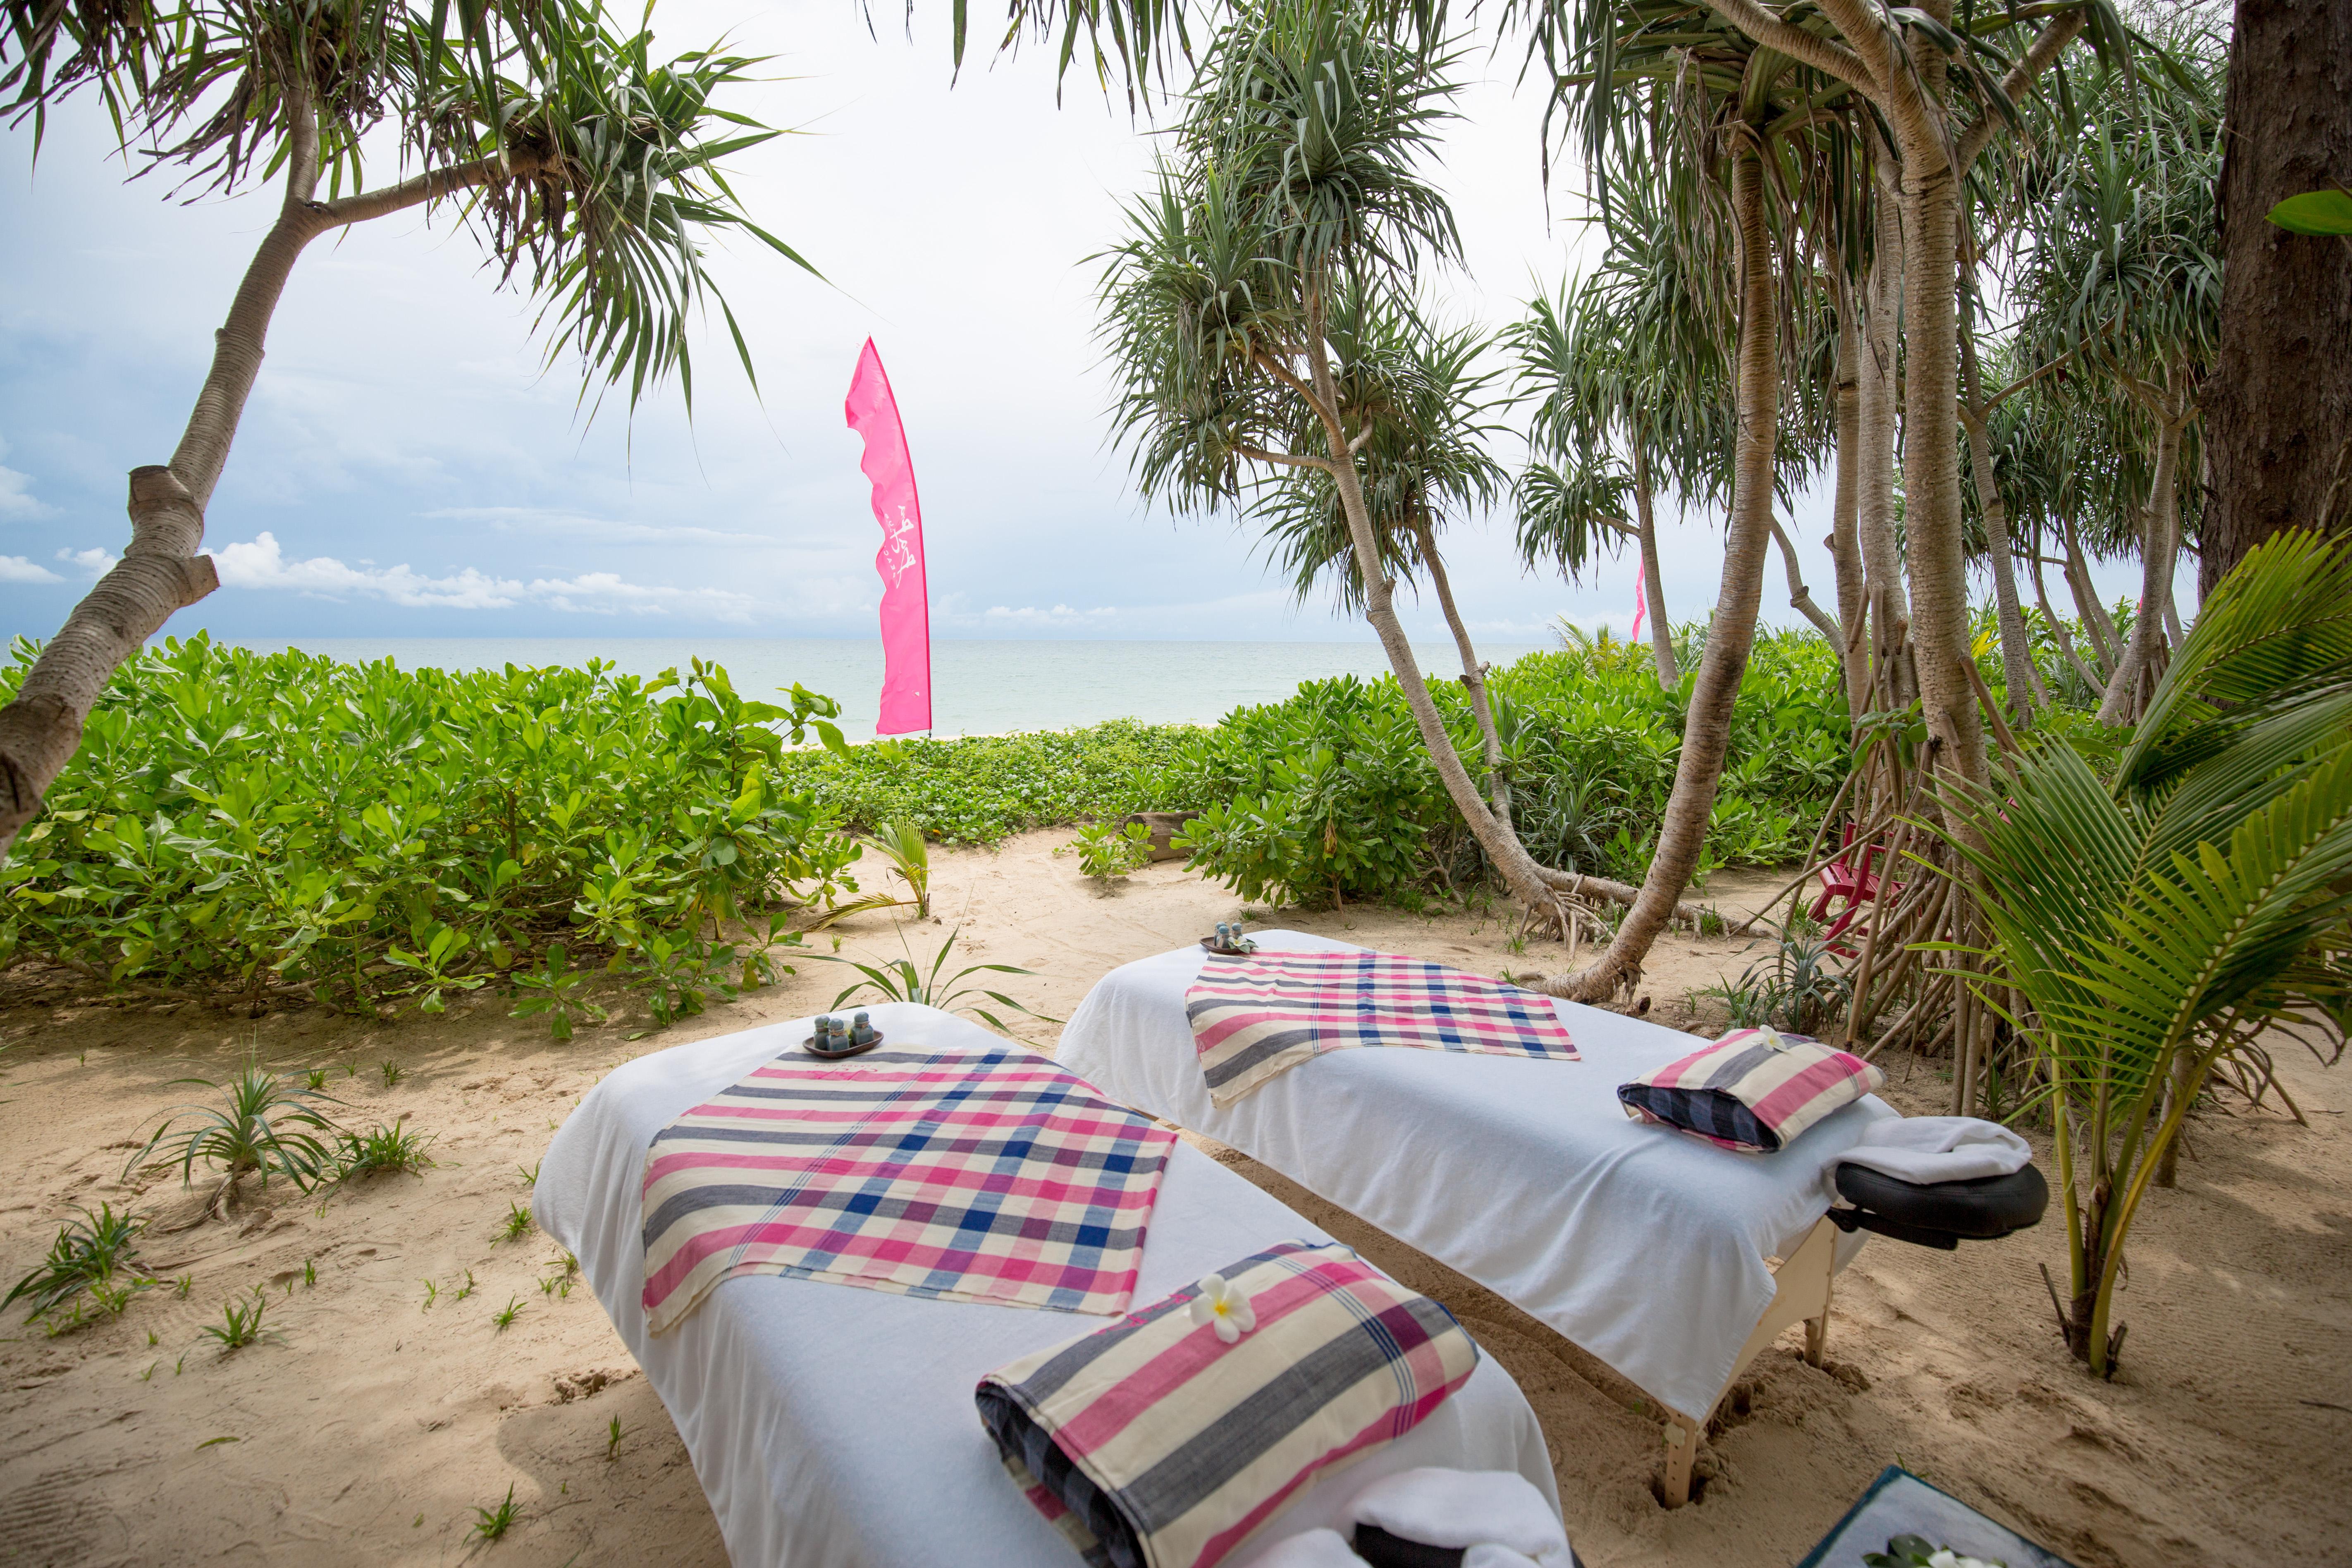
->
802, 1030, 884, 1060
1199, 938, 1258, 959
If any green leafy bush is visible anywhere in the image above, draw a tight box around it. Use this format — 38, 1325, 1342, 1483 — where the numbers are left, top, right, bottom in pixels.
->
1171, 629, 1851, 908
1066, 819, 1156, 885
0, 636, 860, 1024
778, 722, 1201, 844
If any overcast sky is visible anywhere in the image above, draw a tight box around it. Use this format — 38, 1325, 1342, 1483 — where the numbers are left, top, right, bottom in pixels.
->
0, 0, 2158, 651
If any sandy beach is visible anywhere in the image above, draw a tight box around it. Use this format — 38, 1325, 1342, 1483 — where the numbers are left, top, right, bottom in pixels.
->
2, 833, 2345, 1566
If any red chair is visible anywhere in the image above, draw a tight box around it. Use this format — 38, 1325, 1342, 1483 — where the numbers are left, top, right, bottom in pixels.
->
1810, 822, 1896, 957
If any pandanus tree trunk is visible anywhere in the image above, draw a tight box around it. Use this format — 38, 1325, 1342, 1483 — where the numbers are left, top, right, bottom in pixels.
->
1958, 330, 2047, 722
2030, 522, 2106, 693
1532, 132, 1781, 1002
1831, 288, 1872, 717
1855, 124, 1909, 635
0, 90, 537, 861
1632, 445, 1679, 688
2097, 399, 2189, 724
1412, 513, 1512, 826
2061, 513, 2123, 672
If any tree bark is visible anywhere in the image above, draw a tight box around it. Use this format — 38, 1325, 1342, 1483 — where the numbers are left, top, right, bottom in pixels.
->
2098, 410, 2186, 724
1957, 319, 2046, 719
2203, 0, 2352, 592
2061, 513, 2123, 673
0, 100, 538, 861
1533, 135, 1780, 1002
1770, 516, 1843, 644
2030, 527, 2106, 693
1857, 126, 1909, 630
1413, 515, 1512, 827
1633, 444, 1679, 688
1831, 286, 1872, 716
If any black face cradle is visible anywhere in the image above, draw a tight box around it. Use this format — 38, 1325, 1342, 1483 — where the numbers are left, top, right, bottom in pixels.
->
1827, 1161, 2050, 1251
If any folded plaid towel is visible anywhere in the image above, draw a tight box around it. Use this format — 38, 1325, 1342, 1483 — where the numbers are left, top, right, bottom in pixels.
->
975, 1240, 1480, 1568
1185, 950, 1577, 1106
641, 1039, 1175, 1333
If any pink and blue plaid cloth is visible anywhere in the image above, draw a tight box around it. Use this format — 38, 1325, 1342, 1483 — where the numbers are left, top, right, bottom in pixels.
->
640, 1039, 1175, 1334
1185, 950, 1578, 1105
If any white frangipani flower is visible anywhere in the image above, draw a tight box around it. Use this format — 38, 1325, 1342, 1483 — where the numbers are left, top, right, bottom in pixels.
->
1187, 1272, 1257, 1344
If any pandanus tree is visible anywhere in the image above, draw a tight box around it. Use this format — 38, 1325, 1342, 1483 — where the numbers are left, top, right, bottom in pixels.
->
0, 0, 810, 859
1939, 530, 2352, 1377
1100, 0, 1594, 930
2013, 35, 2223, 724
1254, 297, 1519, 819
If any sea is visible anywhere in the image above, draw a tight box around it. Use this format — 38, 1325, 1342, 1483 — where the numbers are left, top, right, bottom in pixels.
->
232, 638, 1553, 744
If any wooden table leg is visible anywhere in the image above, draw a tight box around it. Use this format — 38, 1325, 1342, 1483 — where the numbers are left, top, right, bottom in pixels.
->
1661, 1413, 1701, 1507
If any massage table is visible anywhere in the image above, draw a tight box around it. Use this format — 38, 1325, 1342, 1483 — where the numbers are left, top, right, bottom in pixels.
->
534, 1002, 1561, 1567
1056, 931, 1901, 1507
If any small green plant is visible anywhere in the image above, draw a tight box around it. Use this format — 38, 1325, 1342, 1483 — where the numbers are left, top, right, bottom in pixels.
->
492, 1296, 524, 1332
129, 1058, 341, 1214
336, 1122, 435, 1180
452, 1269, 477, 1303
814, 928, 1055, 1033
870, 817, 933, 916
1066, 819, 1155, 888
501, 1202, 533, 1241
302, 1259, 316, 1288
420, 1279, 440, 1311
305, 1068, 327, 1092
606, 1415, 631, 1461
174, 1274, 193, 1298
472, 1484, 521, 1542
380, 1060, 404, 1088
4, 1203, 150, 1325
509, 942, 609, 1043
140, 1360, 157, 1381
1702, 921, 1854, 1036
518, 1161, 540, 1187
201, 1289, 270, 1351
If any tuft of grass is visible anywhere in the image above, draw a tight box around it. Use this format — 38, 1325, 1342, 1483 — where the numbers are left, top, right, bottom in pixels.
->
129, 1058, 340, 1208
472, 1484, 521, 1542
420, 1279, 439, 1312
140, 1360, 158, 1381
5, 1203, 150, 1325
500, 1202, 534, 1242
492, 1296, 524, 1332
305, 1068, 328, 1092
336, 1122, 434, 1181
380, 1060, 404, 1088
605, 1415, 631, 1461
201, 1289, 270, 1352
452, 1269, 476, 1303
301, 1258, 315, 1289
174, 1274, 193, 1298
517, 1160, 540, 1187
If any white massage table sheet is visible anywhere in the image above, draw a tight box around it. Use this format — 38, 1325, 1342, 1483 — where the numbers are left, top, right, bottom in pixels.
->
1056, 933, 1896, 1422
533, 1002, 1559, 1568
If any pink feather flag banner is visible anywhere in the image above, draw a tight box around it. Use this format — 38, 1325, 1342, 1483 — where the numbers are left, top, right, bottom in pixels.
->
844, 338, 933, 735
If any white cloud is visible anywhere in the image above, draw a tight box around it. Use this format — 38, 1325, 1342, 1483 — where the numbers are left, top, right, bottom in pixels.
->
57, 547, 115, 577
212, 532, 760, 620
423, 506, 782, 548
0, 554, 60, 582
0, 436, 54, 519
980, 603, 1123, 628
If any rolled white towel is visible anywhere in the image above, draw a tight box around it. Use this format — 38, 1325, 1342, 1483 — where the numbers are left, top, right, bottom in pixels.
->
1836, 1115, 2032, 1186
1348, 1468, 1572, 1568
1245, 1528, 1366, 1567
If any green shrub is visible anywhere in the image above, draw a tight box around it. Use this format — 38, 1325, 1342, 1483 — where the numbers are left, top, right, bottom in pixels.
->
778, 722, 1201, 844
0, 636, 859, 1024
1171, 628, 1852, 908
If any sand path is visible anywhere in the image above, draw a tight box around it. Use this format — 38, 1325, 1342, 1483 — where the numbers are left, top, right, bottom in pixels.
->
2, 833, 2345, 1565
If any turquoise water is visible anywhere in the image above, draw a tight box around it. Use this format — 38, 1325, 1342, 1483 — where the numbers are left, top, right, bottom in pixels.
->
235, 637, 1550, 743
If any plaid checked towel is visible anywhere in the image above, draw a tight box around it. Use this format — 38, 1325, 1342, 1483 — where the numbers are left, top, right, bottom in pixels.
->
1618, 1027, 1885, 1153
1184, 949, 1578, 1106
976, 1239, 1479, 1568
640, 1039, 1176, 1334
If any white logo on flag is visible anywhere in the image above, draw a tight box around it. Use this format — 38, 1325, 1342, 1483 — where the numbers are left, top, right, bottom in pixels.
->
880, 504, 921, 587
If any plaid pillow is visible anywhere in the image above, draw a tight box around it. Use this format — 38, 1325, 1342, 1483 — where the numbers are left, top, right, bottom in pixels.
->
975, 1240, 1478, 1568
1617, 1027, 1884, 1153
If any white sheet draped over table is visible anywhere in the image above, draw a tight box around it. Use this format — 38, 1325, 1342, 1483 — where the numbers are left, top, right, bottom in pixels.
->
535, 1002, 1559, 1568
1057, 933, 1897, 1423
